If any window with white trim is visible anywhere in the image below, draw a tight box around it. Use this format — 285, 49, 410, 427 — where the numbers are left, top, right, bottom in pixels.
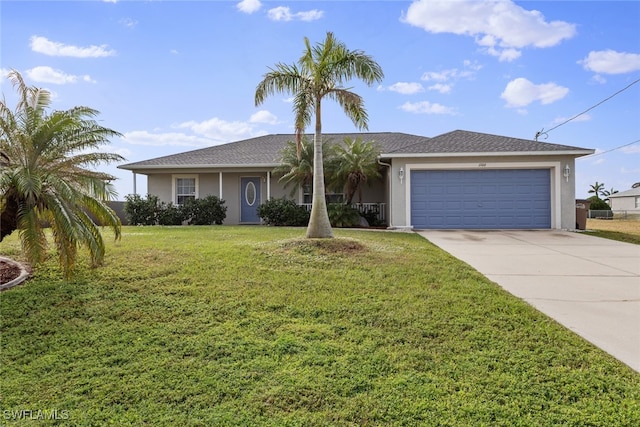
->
174, 176, 197, 205
635, 196, 640, 209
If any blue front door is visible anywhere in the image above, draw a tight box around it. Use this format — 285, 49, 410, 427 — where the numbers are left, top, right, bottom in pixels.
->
240, 177, 261, 223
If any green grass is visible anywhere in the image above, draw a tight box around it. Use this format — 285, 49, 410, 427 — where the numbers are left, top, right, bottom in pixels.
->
1, 226, 638, 426
583, 229, 640, 245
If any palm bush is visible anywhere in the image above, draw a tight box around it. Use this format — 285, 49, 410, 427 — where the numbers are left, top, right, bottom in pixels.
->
0, 70, 123, 277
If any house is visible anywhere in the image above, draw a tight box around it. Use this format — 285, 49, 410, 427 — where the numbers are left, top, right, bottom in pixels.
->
118, 130, 594, 230
608, 186, 640, 214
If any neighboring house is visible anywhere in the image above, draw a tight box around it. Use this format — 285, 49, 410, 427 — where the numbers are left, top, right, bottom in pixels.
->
118, 130, 594, 230
608, 186, 640, 213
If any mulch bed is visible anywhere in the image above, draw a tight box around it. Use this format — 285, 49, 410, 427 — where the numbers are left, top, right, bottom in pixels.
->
0, 259, 22, 285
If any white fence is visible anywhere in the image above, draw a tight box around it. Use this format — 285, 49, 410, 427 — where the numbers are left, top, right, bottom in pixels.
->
300, 203, 387, 223
588, 210, 638, 220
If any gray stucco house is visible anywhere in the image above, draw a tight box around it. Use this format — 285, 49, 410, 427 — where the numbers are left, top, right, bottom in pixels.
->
608, 186, 640, 214
118, 130, 594, 230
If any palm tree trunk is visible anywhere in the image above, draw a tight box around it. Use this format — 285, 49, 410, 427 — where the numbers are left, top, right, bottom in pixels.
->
306, 102, 333, 238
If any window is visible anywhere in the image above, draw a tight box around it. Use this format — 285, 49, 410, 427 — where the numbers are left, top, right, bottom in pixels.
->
302, 185, 344, 204
635, 196, 640, 209
175, 176, 197, 205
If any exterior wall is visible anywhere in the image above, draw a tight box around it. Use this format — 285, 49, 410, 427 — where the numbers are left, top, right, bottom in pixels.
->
148, 174, 172, 202
610, 196, 640, 211
388, 155, 579, 230
144, 169, 290, 224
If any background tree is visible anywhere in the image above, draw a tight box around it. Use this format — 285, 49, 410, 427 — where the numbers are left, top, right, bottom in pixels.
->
326, 137, 381, 205
0, 70, 123, 278
601, 187, 618, 202
588, 181, 605, 199
255, 32, 383, 238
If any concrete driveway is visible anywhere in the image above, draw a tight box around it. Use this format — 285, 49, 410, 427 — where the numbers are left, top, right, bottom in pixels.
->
416, 230, 640, 372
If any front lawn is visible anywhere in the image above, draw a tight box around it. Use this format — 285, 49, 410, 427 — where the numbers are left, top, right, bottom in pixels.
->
1, 226, 638, 426
586, 218, 640, 244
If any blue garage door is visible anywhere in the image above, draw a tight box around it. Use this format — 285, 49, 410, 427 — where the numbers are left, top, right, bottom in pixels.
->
411, 169, 551, 229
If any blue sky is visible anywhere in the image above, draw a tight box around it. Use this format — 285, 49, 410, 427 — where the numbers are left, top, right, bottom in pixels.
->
2, 0, 639, 199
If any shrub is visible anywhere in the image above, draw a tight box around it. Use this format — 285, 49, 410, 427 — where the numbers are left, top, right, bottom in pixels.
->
157, 202, 185, 225
182, 196, 227, 225
360, 205, 385, 227
327, 203, 361, 228
124, 194, 159, 225
258, 198, 310, 226
588, 196, 611, 211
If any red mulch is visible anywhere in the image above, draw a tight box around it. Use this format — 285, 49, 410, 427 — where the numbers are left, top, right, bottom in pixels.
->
0, 260, 22, 285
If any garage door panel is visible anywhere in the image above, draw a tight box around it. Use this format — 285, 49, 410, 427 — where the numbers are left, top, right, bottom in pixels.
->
411, 169, 551, 229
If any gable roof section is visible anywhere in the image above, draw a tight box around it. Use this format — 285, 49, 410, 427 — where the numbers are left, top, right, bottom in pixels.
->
119, 132, 429, 170
608, 187, 640, 198
384, 130, 594, 157
119, 130, 593, 171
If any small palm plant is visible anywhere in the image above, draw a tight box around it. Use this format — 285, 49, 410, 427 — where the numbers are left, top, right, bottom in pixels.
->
327, 137, 382, 204
0, 70, 124, 278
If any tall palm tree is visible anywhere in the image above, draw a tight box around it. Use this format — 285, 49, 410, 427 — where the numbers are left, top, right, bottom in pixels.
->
255, 32, 384, 238
327, 137, 381, 204
0, 70, 124, 278
588, 181, 605, 199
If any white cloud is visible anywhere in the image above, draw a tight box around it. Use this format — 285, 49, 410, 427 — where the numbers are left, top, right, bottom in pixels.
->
267, 6, 323, 22
553, 113, 591, 124
122, 131, 215, 148
250, 110, 279, 124
399, 101, 456, 115
237, 0, 261, 14
30, 35, 116, 58
579, 50, 640, 74
386, 82, 424, 95
500, 77, 569, 108
421, 69, 457, 82
177, 117, 259, 142
420, 61, 481, 93
25, 66, 95, 84
621, 144, 640, 154
427, 83, 452, 94
402, 0, 575, 62
102, 145, 132, 159
119, 18, 138, 28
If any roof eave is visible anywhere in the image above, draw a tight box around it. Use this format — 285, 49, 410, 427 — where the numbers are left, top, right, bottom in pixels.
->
381, 149, 595, 158
118, 163, 281, 171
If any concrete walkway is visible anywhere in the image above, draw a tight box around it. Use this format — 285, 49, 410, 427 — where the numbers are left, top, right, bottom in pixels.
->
416, 230, 640, 372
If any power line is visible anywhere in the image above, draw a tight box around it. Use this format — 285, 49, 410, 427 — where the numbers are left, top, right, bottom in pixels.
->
535, 78, 640, 141
577, 138, 640, 159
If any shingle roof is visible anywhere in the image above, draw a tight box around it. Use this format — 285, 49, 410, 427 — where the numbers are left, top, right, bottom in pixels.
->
608, 187, 640, 198
385, 130, 591, 155
118, 130, 592, 170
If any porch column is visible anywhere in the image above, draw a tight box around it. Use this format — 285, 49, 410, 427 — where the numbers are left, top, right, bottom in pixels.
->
266, 171, 271, 200
133, 172, 137, 195
219, 172, 223, 198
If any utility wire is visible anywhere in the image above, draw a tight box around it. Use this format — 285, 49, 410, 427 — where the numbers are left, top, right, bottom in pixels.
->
577, 138, 640, 159
535, 78, 640, 141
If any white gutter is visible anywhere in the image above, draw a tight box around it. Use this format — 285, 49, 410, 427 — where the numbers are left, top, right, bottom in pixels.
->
118, 163, 281, 171
380, 150, 595, 158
